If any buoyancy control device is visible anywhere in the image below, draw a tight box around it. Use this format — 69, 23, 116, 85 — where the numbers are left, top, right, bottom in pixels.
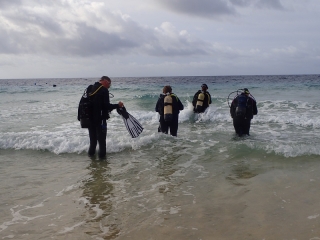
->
78, 85, 93, 128
235, 94, 248, 117
195, 92, 205, 112
78, 85, 103, 128
164, 94, 173, 122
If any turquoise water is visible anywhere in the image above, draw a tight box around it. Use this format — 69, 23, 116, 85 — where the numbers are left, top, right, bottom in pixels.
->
0, 75, 320, 239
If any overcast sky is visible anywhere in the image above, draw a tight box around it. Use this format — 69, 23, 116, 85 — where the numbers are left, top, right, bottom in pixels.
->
0, 0, 319, 78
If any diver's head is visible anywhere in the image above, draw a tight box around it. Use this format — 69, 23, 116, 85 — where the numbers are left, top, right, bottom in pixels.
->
163, 85, 172, 94
100, 76, 111, 89
201, 84, 208, 91
243, 88, 250, 95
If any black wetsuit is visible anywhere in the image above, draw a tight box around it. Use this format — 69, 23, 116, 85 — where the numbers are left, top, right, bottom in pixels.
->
155, 93, 184, 136
192, 90, 212, 113
230, 93, 257, 136
86, 82, 118, 159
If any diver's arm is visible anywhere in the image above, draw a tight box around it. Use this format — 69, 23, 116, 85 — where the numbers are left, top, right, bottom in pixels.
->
155, 96, 162, 113
177, 98, 184, 111
230, 99, 237, 118
252, 99, 258, 115
208, 92, 212, 104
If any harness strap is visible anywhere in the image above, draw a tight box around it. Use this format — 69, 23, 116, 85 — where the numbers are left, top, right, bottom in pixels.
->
89, 85, 103, 96
171, 94, 179, 102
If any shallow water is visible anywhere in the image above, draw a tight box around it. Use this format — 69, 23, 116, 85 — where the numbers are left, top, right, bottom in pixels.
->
1, 148, 320, 239
1, 75, 320, 239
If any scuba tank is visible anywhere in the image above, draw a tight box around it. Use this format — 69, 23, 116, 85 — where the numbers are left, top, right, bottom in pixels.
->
235, 94, 248, 117
78, 84, 104, 128
78, 85, 93, 128
164, 94, 173, 122
195, 92, 205, 112
227, 88, 256, 119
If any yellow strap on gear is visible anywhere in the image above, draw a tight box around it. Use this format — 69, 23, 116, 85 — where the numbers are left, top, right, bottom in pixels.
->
89, 85, 103, 96
170, 93, 179, 102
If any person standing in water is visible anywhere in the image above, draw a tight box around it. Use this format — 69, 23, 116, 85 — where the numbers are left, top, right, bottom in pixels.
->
192, 84, 212, 113
155, 86, 184, 136
86, 76, 123, 159
230, 88, 257, 136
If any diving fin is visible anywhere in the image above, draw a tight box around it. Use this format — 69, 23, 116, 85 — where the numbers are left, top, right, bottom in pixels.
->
117, 107, 129, 119
117, 107, 143, 138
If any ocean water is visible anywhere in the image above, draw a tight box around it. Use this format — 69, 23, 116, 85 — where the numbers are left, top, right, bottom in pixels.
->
1, 75, 320, 239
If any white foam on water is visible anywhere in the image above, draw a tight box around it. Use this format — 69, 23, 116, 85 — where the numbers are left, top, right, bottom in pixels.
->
169, 206, 181, 214
0, 121, 162, 155
2, 77, 320, 159
55, 183, 80, 197
91, 204, 105, 220
0, 199, 55, 233
58, 221, 86, 234
307, 214, 319, 220
2, 235, 15, 239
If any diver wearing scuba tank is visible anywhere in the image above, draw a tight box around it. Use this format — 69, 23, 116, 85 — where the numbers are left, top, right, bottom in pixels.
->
155, 85, 184, 136
86, 76, 124, 159
230, 88, 257, 136
192, 84, 212, 113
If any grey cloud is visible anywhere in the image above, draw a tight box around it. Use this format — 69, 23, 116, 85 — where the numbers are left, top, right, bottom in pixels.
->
255, 0, 284, 10
228, 0, 253, 7
0, 0, 59, 9
0, 1, 214, 58
0, 22, 141, 57
144, 23, 212, 57
158, 0, 236, 18
144, 40, 210, 57
229, 0, 284, 9
0, 1, 144, 56
156, 0, 285, 18
0, 0, 22, 8
58, 25, 139, 56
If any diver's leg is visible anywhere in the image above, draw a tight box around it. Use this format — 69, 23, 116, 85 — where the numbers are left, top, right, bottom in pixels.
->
169, 115, 179, 137
97, 125, 107, 159
159, 116, 169, 134
244, 119, 251, 135
233, 118, 241, 136
88, 125, 97, 156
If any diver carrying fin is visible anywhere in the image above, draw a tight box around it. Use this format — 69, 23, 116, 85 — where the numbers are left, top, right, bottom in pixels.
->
78, 76, 124, 160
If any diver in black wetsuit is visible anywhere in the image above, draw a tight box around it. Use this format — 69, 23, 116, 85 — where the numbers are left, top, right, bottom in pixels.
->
192, 84, 212, 113
230, 88, 258, 136
85, 76, 123, 159
155, 86, 184, 137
